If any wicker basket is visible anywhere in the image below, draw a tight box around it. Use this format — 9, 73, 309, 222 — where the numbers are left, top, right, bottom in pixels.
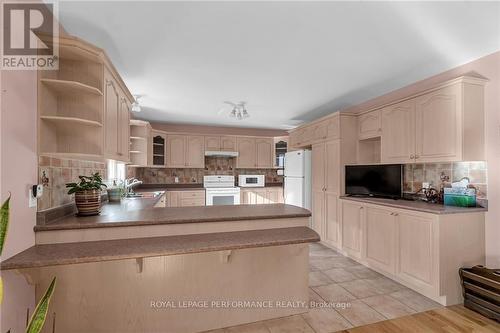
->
74, 189, 101, 216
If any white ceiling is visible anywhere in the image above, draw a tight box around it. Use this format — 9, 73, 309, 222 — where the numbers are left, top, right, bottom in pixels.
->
56, 1, 500, 129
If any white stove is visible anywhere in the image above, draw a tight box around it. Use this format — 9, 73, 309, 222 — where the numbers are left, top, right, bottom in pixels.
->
203, 175, 240, 206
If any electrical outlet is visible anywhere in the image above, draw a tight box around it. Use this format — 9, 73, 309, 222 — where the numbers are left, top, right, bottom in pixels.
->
422, 182, 430, 189
174, 177, 179, 183
28, 189, 37, 208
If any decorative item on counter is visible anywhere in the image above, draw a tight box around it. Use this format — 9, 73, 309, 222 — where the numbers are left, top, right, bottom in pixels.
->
106, 180, 124, 202
66, 173, 107, 216
444, 177, 477, 207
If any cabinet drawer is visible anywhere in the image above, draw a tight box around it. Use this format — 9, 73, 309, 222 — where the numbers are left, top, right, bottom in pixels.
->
180, 198, 205, 207
179, 191, 205, 199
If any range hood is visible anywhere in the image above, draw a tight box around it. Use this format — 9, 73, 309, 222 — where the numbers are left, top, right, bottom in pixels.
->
205, 151, 239, 157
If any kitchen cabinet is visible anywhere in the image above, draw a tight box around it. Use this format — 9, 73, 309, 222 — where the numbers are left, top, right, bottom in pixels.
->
205, 136, 220, 151
241, 187, 283, 204
221, 136, 237, 151
289, 114, 341, 149
358, 109, 381, 140
381, 100, 415, 163
256, 138, 273, 168
104, 70, 120, 160
237, 137, 256, 168
380, 77, 486, 163
341, 201, 363, 259
129, 120, 151, 166
168, 190, 205, 207
166, 135, 205, 168
365, 206, 396, 274
151, 130, 167, 166
118, 94, 131, 162
311, 140, 340, 245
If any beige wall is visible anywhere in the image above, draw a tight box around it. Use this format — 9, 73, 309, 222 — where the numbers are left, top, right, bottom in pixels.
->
344, 51, 500, 266
149, 121, 289, 137
0, 70, 38, 332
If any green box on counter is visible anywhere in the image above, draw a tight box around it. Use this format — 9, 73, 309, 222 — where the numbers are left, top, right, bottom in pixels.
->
444, 188, 476, 207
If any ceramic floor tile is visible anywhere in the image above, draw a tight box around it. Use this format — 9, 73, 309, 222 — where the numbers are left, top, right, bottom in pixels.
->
309, 257, 358, 271
225, 322, 271, 333
339, 279, 382, 299
364, 276, 407, 294
309, 263, 320, 272
389, 289, 442, 313
322, 268, 358, 283
309, 271, 334, 287
309, 248, 341, 258
302, 308, 352, 333
309, 288, 325, 305
360, 294, 415, 319
312, 284, 357, 303
344, 265, 382, 279
264, 315, 315, 333
335, 299, 386, 327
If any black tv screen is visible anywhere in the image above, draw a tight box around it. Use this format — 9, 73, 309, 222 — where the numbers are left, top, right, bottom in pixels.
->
345, 164, 402, 199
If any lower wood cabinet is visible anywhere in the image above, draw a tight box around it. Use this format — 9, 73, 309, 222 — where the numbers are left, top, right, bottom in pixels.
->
167, 190, 206, 207
337, 199, 485, 306
241, 187, 283, 204
325, 193, 340, 247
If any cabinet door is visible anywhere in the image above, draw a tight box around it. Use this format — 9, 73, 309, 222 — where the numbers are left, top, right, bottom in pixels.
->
186, 135, 205, 168
266, 188, 279, 204
358, 109, 381, 140
314, 121, 328, 142
205, 136, 220, 151
398, 212, 436, 289
241, 190, 255, 204
237, 137, 256, 168
118, 96, 130, 162
311, 143, 325, 192
151, 131, 167, 166
311, 190, 325, 239
168, 191, 180, 207
381, 100, 416, 163
254, 188, 267, 204
220, 136, 237, 151
326, 116, 340, 139
365, 207, 396, 274
325, 140, 340, 195
104, 73, 119, 159
325, 193, 339, 248
256, 138, 273, 168
342, 201, 363, 259
302, 126, 314, 146
166, 135, 186, 168
415, 85, 461, 162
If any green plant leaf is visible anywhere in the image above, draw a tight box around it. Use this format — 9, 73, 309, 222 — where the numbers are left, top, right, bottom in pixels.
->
26, 277, 56, 333
0, 194, 10, 256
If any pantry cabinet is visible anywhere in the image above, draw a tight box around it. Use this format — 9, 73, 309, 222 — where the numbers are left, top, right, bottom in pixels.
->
380, 77, 486, 164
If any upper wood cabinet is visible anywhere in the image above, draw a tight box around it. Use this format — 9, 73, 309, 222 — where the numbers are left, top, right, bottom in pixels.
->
358, 109, 381, 140
256, 138, 273, 168
166, 135, 204, 168
104, 70, 120, 160
129, 120, 152, 167
205, 136, 220, 151
151, 130, 167, 167
237, 137, 256, 168
289, 114, 341, 149
380, 77, 486, 164
118, 95, 131, 162
381, 100, 416, 164
221, 136, 237, 151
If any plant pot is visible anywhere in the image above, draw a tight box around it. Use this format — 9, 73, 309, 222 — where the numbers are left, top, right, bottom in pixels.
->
75, 189, 101, 216
106, 188, 122, 202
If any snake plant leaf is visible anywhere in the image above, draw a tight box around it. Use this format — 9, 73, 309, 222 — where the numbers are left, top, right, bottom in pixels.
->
0, 194, 10, 256
26, 277, 56, 333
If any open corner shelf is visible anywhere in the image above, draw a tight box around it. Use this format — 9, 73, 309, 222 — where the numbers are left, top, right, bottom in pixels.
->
41, 78, 103, 96
41, 116, 103, 127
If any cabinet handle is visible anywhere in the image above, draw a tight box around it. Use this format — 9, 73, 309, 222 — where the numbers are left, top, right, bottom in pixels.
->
415, 155, 420, 159
394, 213, 399, 216
359, 206, 364, 210
410, 154, 415, 159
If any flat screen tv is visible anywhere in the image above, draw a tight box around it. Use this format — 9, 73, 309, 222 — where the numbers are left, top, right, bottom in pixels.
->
345, 164, 403, 199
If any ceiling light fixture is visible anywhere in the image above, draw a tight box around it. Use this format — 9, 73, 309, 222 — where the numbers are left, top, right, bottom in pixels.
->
131, 94, 143, 112
224, 101, 250, 120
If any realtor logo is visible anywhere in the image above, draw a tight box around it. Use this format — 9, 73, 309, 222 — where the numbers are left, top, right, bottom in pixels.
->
1, 1, 59, 70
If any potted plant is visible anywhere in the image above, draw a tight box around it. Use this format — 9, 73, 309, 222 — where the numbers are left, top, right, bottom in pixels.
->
66, 173, 107, 216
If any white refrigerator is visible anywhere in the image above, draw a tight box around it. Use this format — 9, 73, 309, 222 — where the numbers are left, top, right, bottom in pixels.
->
284, 150, 312, 210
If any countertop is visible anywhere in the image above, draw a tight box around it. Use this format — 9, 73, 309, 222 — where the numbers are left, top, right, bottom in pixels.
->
1, 226, 320, 270
35, 203, 311, 232
137, 183, 283, 190
340, 196, 487, 215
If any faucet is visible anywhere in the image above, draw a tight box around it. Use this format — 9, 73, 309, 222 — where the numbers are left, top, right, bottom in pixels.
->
125, 178, 143, 195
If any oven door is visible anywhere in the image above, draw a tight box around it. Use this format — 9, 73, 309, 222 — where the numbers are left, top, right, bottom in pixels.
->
206, 189, 241, 206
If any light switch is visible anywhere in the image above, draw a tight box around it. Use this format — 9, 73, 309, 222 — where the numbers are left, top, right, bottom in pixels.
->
28, 189, 37, 208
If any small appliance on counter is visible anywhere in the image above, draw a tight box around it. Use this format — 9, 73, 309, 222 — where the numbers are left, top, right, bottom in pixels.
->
204, 175, 240, 206
284, 150, 311, 209
444, 178, 477, 207
238, 175, 265, 187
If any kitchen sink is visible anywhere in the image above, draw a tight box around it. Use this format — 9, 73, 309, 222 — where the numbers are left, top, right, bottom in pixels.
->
124, 191, 163, 199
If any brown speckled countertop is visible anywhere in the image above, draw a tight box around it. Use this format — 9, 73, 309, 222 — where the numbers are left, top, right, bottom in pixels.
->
340, 196, 487, 215
35, 203, 311, 232
1, 227, 319, 270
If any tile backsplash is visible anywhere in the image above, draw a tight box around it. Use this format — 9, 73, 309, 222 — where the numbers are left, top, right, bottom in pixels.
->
131, 157, 282, 184
38, 156, 107, 211
403, 161, 487, 199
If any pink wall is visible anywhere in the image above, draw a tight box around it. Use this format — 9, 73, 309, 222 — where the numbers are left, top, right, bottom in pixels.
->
343, 51, 500, 266
0, 70, 38, 332
149, 122, 289, 137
